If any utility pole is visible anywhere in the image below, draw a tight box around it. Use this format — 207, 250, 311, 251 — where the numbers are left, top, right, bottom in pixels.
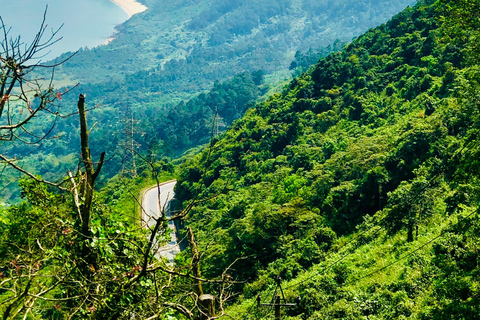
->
257, 277, 299, 320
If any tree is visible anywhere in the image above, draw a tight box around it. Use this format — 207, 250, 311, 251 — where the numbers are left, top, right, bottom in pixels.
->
1, 94, 240, 320
0, 10, 75, 188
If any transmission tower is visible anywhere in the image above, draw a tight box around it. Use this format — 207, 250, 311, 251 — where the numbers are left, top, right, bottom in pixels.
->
120, 104, 138, 177
214, 115, 226, 137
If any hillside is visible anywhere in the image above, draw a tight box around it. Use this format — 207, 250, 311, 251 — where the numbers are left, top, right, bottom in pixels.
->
44, 0, 418, 143
1, 0, 479, 318
175, 0, 480, 318
50, 0, 416, 104
1, 0, 417, 203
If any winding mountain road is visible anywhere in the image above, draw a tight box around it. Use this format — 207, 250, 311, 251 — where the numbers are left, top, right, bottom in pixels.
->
142, 180, 180, 263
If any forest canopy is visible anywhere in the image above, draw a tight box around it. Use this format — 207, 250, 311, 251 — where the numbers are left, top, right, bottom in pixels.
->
174, 0, 480, 318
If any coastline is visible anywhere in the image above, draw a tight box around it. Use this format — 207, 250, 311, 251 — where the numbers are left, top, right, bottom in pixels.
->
109, 0, 148, 18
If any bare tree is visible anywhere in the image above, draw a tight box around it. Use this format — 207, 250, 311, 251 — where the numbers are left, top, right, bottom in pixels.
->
0, 9, 76, 188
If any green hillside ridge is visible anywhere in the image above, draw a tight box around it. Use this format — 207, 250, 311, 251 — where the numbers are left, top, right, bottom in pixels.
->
174, 0, 480, 318
49, 0, 416, 100
1, 0, 416, 202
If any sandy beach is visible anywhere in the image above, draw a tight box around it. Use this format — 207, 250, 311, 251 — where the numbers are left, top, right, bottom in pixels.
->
109, 0, 148, 18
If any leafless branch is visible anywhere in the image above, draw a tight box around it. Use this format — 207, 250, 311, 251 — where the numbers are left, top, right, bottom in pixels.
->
0, 154, 67, 190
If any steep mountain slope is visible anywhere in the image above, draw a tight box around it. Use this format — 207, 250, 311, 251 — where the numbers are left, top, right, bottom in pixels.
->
175, 0, 480, 318
1, 0, 418, 203
1, 0, 478, 318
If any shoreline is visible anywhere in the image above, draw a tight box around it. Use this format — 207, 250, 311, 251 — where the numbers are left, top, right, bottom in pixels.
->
109, 0, 148, 18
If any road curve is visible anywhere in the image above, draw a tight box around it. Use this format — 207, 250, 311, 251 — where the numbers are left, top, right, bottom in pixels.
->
142, 180, 180, 263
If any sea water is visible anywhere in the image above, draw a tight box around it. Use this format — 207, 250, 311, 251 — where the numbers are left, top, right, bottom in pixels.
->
0, 0, 128, 61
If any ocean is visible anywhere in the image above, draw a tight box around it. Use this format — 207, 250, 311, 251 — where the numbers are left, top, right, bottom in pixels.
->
0, 0, 128, 61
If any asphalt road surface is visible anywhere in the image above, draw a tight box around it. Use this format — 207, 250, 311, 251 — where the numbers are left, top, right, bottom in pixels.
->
142, 180, 180, 263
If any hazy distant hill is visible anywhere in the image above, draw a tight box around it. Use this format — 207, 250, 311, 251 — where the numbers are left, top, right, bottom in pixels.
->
50, 0, 416, 104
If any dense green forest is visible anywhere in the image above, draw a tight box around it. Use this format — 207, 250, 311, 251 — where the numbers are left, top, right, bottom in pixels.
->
175, 0, 480, 318
1, 0, 416, 203
1, 0, 480, 318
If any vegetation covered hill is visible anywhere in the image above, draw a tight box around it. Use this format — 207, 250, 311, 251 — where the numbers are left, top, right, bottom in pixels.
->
175, 0, 480, 318
1, 0, 417, 203
50, 0, 416, 103
1, 0, 479, 318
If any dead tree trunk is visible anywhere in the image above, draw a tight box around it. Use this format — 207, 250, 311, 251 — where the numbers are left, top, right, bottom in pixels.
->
187, 227, 204, 295
77, 94, 105, 239
199, 294, 215, 320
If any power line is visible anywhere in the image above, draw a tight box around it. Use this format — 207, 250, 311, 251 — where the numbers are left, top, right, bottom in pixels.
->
345, 208, 478, 286
246, 224, 383, 319
242, 135, 479, 319
281, 173, 465, 293
283, 225, 383, 291
248, 208, 477, 319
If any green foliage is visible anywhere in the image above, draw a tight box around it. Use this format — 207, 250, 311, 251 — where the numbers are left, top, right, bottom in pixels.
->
0, 173, 200, 319
174, 0, 480, 318
2, 0, 480, 318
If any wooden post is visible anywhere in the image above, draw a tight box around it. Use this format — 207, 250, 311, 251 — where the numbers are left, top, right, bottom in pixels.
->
274, 295, 281, 320
199, 294, 215, 320
187, 227, 203, 295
